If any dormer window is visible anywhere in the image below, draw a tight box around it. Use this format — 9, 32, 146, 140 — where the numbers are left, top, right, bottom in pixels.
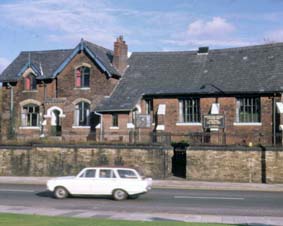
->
24, 74, 37, 90
75, 66, 90, 88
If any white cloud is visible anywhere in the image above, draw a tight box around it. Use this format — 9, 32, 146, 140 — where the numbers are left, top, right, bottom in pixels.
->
0, 57, 10, 73
162, 17, 252, 49
187, 17, 235, 37
0, 0, 128, 48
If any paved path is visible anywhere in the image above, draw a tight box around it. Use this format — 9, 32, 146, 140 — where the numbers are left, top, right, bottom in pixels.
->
1, 176, 283, 191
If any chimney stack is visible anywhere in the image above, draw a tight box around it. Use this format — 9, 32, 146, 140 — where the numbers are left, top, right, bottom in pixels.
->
113, 35, 128, 74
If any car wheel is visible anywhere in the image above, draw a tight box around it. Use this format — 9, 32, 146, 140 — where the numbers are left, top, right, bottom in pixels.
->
54, 187, 68, 199
113, 189, 128, 201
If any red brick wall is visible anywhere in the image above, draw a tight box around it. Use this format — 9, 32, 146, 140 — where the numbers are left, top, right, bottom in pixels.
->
1, 51, 119, 141
101, 96, 277, 145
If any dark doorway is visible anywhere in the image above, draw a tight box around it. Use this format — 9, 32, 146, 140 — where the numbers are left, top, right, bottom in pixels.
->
87, 112, 100, 140
172, 146, 187, 178
51, 110, 61, 136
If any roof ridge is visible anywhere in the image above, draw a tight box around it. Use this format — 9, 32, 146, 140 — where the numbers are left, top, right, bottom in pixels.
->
21, 49, 73, 54
131, 42, 283, 55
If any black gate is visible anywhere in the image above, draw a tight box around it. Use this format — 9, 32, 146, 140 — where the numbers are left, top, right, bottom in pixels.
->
172, 146, 187, 178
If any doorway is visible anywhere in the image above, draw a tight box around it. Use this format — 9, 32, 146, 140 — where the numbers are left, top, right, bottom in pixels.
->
51, 110, 61, 136
172, 146, 187, 178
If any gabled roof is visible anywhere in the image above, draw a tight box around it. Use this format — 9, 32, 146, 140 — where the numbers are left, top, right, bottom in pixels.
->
95, 42, 283, 112
0, 40, 120, 82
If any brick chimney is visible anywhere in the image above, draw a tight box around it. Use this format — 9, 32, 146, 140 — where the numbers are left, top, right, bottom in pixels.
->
113, 35, 128, 74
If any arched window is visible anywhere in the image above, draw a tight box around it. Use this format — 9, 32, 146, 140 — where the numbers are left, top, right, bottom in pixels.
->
22, 104, 40, 127
74, 102, 90, 126
75, 66, 90, 88
24, 74, 37, 90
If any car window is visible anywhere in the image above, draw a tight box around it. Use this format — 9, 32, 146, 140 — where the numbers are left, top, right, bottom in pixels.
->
117, 169, 138, 179
80, 169, 96, 178
99, 169, 116, 178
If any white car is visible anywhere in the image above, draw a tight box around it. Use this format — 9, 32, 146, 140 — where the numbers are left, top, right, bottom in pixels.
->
47, 167, 152, 200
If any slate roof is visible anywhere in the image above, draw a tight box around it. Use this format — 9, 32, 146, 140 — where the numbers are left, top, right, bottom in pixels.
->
96, 42, 283, 112
0, 40, 119, 82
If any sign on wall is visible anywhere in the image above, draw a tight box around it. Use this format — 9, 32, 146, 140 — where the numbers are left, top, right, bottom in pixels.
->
203, 114, 225, 129
135, 114, 151, 128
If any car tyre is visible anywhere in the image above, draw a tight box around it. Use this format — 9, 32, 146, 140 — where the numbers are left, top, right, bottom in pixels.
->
54, 187, 68, 199
113, 189, 128, 201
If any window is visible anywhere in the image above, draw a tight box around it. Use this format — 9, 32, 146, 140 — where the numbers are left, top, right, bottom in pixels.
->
236, 97, 261, 123
99, 169, 116, 178
80, 169, 96, 178
117, 169, 138, 179
179, 98, 200, 123
74, 102, 90, 126
112, 113, 118, 127
145, 98, 156, 124
24, 74, 37, 90
21, 104, 40, 127
145, 99, 153, 114
75, 66, 90, 88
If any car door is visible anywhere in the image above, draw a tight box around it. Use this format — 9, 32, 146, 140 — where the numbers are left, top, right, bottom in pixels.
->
70, 169, 97, 195
93, 169, 118, 195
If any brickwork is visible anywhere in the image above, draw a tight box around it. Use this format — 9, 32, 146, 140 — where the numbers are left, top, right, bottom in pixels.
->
100, 96, 278, 145
1, 51, 118, 141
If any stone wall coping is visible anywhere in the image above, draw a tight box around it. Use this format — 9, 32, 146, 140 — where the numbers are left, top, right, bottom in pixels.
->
0, 143, 170, 150
189, 145, 283, 151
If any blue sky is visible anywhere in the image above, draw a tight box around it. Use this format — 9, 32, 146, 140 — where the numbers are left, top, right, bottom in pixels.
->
1, 0, 283, 72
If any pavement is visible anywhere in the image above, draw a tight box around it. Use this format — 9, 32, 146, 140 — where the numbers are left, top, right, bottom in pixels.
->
1, 176, 283, 225
1, 176, 283, 192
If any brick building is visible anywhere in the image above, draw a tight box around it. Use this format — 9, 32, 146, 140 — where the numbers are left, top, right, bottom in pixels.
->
0, 37, 127, 141
95, 43, 283, 146
2, 38, 283, 145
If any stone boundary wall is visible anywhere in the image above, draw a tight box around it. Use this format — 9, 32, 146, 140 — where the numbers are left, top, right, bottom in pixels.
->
0, 144, 283, 183
0, 144, 172, 179
187, 146, 283, 183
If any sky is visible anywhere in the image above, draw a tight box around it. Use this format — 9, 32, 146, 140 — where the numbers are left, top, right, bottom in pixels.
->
1, 0, 283, 73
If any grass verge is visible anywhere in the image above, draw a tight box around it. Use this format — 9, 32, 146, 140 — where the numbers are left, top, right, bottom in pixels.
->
0, 213, 234, 226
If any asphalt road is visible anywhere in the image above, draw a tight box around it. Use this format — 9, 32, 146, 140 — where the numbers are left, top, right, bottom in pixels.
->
0, 184, 283, 218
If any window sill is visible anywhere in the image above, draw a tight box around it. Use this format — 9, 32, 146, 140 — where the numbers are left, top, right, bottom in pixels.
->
22, 90, 38, 93
233, 122, 262, 126
176, 122, 202, 126
110, 126, 119, 129
74, 87, 90, 90
19, 126, 40, 130
72, 126, 90, 129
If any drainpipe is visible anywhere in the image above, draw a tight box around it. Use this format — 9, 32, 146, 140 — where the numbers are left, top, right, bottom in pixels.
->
273, 94, 276, 145
7, 83, 14, 139
94, 111, 103, 142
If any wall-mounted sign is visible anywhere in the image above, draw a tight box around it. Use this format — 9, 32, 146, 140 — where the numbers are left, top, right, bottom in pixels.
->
203, 114, 225, 129
135, 114, 151, 128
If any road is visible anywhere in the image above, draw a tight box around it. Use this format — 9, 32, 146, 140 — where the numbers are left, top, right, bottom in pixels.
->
0, 184, 283, 219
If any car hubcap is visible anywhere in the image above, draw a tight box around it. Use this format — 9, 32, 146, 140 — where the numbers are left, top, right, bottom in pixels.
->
116, 190, 125, 199
57, 189, 65, 198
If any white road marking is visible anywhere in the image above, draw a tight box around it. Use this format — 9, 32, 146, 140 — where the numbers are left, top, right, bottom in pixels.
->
0, 189, 35, 193
174, 195, 245, 200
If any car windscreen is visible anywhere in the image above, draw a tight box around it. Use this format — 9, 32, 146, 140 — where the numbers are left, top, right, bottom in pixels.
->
117, 169, 138, 179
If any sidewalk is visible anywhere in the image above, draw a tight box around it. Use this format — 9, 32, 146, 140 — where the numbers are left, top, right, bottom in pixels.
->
1, 176, 283, 191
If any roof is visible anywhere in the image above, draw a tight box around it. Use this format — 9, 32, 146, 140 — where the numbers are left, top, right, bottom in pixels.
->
96, 42, 283, 112
0, 40, 120, 82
